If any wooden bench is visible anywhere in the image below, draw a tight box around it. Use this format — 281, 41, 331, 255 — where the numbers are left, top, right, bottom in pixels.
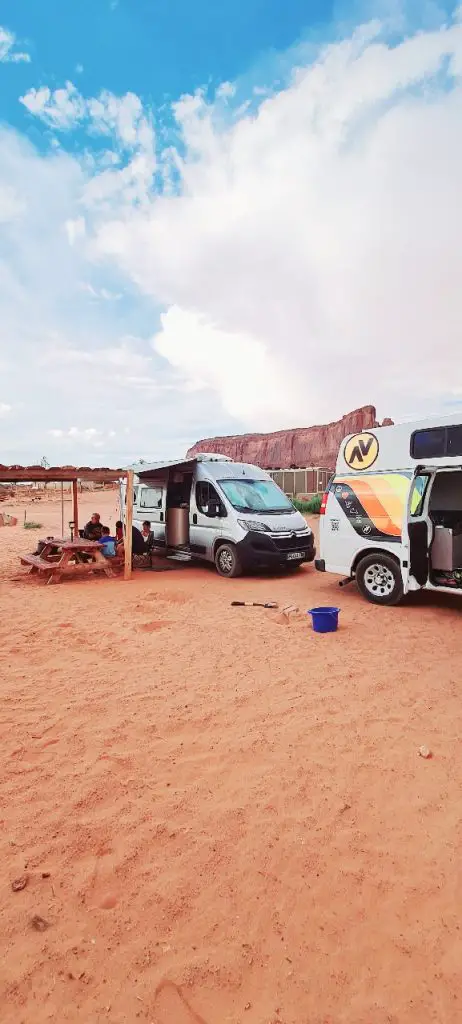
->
20, 554, 55, 574
20, 540, 115, 584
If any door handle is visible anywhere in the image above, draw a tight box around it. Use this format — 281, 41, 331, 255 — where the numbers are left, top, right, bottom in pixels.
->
193, 513, 197, 525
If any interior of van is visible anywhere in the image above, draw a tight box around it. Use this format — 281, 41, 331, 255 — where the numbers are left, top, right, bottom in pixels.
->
409, 469, 462, 589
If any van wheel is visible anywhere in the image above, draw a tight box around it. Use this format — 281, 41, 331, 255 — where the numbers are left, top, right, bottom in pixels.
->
356, 553, 403, 606
215, 543, 242, 578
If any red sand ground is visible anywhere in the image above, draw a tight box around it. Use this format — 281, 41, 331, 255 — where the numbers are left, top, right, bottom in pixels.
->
1, 491, 462, 1023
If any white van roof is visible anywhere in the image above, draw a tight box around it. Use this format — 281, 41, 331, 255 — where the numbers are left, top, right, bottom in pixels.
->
337, 414, 462, 475
128, 455, 268, 482
203, 461, 271, 482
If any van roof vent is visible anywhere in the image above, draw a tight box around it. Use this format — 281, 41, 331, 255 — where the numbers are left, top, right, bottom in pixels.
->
195, 453, 233, 462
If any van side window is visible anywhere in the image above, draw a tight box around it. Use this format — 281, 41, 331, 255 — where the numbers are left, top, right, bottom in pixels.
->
447, 425, 462, 456
411, 428, 446, 460
410, 475, 430, 517
196, 482, 226, 517
139, 486, 163, 509
411, 426, 462, 460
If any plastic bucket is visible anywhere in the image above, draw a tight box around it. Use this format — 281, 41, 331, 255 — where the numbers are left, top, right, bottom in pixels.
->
307, 606, 340, 633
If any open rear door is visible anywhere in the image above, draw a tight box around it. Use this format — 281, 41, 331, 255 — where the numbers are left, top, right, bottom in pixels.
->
404, 470, 433, 590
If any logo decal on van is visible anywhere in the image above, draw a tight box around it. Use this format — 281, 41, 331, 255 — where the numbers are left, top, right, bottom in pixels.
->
344, 432, 379, 471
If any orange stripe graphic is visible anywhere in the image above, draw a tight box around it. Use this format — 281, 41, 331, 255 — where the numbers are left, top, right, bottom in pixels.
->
337, 476, 407, 537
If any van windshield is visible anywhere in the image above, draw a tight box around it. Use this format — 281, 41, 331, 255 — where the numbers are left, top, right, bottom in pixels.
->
218, 478, 294, 513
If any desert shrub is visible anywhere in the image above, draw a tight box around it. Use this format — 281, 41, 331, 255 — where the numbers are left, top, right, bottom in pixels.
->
292, 494, 322, 515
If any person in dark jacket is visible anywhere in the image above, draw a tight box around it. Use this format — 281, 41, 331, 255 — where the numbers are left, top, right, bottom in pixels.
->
115, 525, 145, 557
83, 513, 105, 540
131, 526, 146, 555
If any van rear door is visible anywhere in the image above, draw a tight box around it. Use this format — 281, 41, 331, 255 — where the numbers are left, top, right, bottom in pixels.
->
135, 480, 167, 545
404, 470, 433, 590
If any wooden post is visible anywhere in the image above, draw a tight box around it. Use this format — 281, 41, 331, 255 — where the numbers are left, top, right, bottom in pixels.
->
124, 470, 134, 580
72, 479, 79, 537
60, 481, 65, 538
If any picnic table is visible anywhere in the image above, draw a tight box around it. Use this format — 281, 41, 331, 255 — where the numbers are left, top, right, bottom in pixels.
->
20, 537, 116, 584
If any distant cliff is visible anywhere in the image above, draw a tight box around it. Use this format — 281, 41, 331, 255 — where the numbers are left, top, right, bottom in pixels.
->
187, 406, 392, 470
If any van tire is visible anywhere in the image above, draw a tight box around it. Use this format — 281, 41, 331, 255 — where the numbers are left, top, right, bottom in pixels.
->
215, 543, 242, 578
356, 553, 403, 606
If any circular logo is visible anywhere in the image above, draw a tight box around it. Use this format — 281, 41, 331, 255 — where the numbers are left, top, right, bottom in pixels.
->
343, 432, 379, 471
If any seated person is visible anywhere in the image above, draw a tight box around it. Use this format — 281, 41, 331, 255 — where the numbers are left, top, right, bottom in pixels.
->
115, 526, 146, 558
115, 520, 124, 542
83, 513, 105, 540
142, 520, 154, 550
132, 526, 146, 556
97, 526, 117, 557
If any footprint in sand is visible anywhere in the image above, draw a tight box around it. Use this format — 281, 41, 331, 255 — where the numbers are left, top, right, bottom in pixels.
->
153, 981, 208, 1024
137, 621, 170, 632
144, 590, 190, 606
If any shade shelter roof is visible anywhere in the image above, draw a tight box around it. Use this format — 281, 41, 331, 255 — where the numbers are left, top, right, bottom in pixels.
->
0, 465, 126, 483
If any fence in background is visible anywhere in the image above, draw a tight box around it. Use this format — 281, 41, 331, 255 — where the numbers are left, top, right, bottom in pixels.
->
268, 466, 331, 499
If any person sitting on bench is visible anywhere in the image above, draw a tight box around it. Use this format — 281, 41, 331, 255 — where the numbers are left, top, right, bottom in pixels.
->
116, 526, 145, 559
83, 513, 105, 541
142, 520, 154, 551
98, 526, 117, 557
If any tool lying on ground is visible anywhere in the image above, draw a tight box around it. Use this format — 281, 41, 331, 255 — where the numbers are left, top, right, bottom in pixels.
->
282, 604, 299, 616
231, 601, 278, 609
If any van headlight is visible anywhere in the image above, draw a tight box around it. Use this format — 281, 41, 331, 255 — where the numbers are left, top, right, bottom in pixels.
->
237, 519, 269, 533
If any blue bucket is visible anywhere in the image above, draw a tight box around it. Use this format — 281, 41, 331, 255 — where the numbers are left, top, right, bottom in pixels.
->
308, 606, 340, 633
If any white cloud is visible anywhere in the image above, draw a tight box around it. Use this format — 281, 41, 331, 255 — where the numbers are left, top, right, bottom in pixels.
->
152, 306, 297, 425
0, 124, 222, 465
50, 426, 99, 440
20, 82, 86, 128
0, 25, 30, 64
216, 81, 236, 100
4, 8, 462, 464
0, 185, 25, 223
48, 426, 119, 450
0, 402, 12, 417
94, 11, 462, 427
20, 82, 156, 207
65, 216, 86, 246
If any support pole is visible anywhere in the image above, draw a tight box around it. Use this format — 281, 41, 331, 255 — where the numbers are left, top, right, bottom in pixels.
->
124, 470, 134, 580
72, 479, 79, 537
60, 481, 65, 538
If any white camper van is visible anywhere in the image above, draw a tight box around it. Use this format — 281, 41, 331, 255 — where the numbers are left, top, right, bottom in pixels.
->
123, 454, 315, 577
316, 416, 462, 605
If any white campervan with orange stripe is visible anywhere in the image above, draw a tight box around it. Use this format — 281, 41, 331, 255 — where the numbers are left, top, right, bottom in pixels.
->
316, 415, 462, 605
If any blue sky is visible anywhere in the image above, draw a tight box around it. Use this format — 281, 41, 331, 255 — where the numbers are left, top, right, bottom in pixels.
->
6, 0, 333, 110
1, 1, 462, 464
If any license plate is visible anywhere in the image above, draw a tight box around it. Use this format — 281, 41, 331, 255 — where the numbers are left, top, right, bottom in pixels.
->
287, 551, 304, 561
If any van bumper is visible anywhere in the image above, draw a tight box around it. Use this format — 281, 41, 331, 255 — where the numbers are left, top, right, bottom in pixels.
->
236, 530, 316, 570
315, 559, 325, 572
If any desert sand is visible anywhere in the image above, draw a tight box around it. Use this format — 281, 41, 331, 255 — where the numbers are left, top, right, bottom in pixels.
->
1, 490, 462, 1023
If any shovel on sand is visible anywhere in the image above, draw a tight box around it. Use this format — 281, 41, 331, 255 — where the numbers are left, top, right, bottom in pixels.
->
231, 601, 278, 609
